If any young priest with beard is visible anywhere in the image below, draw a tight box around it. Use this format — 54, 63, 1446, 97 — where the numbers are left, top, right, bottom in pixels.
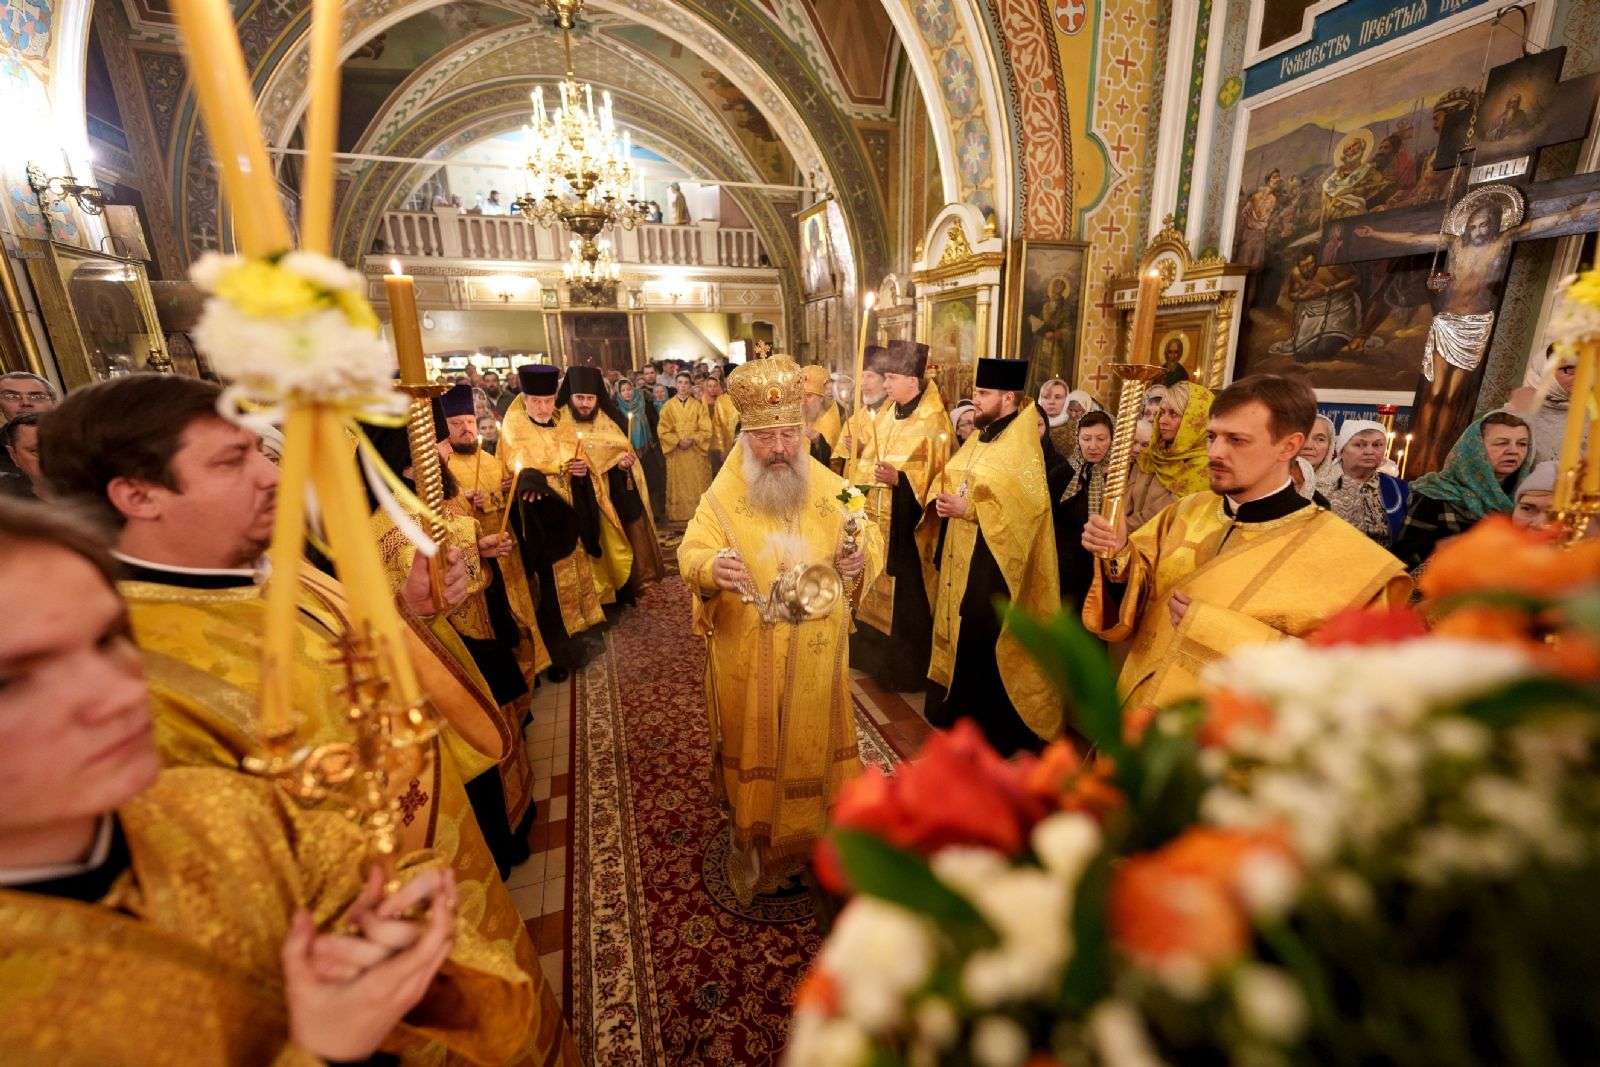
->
922, 357, 1061, 757
0, 497, 571, 1065
678, 356, 883, 904
850, 340, 953, 692
557, 365, 666, 609
498, 364, 606, 675
1082, 374, 1411, 712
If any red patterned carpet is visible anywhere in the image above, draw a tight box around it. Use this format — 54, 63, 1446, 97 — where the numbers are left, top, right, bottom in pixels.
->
567, 576, 905, 1065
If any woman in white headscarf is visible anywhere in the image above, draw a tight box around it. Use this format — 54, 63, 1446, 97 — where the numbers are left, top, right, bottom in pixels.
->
1036, 378, 1074, 456
1320, 418, 1408, 546
1291, 414, 1337, 500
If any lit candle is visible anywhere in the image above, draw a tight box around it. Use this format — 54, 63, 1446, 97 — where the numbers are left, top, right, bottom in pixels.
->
385, 259, 428, 385
497, 461, 522, 534
1126, 267, 1163, 366
851, 291, 877, 469
299, 0, 341, 254
585, 83, 594, 118
1555, 343, 1593, 508
168, 0, 291, 256
1399, 433, 1413, 479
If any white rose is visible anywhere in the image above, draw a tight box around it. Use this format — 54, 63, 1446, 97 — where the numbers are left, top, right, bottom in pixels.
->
1031, 811, 1101, 883
1088, 1000, 1167, 1067
970, 1016, 1029, 1067
1233, 964, 1308, 1043
930, 846, 1009, 897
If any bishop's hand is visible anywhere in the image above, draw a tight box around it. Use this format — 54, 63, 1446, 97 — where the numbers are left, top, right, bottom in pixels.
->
835, 547, 866, 580
711, 553, 751, 593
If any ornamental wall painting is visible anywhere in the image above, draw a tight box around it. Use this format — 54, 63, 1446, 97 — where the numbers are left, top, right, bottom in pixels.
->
1230, 18, 1520, 398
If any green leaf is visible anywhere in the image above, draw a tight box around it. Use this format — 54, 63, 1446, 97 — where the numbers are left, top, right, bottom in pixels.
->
831, 829, 995, 936
1003, 604, 1126, 763
1428, 589, 1556, 616
1060, 853, 1113, 1011
1454, 676, 1600, 728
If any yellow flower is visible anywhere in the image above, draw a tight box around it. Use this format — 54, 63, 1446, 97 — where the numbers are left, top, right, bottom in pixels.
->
333, 288, 380, 332
1567, 268, 1600, 309
846, 493, 866, 514
213, 260, 324, 319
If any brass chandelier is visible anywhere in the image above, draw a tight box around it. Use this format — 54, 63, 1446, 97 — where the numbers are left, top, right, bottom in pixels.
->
515, 0, 642, 282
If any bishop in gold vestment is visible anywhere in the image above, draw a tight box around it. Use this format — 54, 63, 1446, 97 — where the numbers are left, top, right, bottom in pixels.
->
851, 340, 953, 691
657, 386, 713, 521
924, 360, 1061, 756
1, 769, 545, 1066
1084, 485, 1411, 711
498, 365, 606, 672
679, 357, 884, 903
118, 562, 575, 1066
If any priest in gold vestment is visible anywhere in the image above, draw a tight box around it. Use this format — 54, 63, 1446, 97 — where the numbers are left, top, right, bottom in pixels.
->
801, 364, 846, 467
924, 358, 1061, 756
705, 374, 738, 471
657, 370, 713, 521
0, 484, 576, 1066
556, 365, 666, 606
679, 356, 884, 903
1083, 374, 1411, 712
839, 352, 888, 486
498, 364, 606, 673
37, 375, 576, 1066
851, 340, 953, 692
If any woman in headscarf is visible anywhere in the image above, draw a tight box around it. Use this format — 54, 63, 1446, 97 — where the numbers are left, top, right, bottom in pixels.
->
1392, 410, 1534, 571
1320, 418, 1408, 546
1292, 413, 1336, 499
617, 377, 666, 521
1037, 378, 1074, 457
1140, 383, 1168, 424
1521, 349, 1578, 466
951, 399, 977, 444
1123, 380, 1213, 530
1511, 461, 1557, 530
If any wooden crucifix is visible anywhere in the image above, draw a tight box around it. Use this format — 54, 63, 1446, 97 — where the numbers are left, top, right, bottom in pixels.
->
1319, 45, 1600, 475
1322, 175, 1600, 472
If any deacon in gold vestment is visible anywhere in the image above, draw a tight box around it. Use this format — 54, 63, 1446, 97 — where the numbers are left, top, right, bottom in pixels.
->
679, 356, 884, 903
498, 365, 606, 672
839, 355, 888, 486
1083, 374, 1411, 712
801, 364, 846, 467
657, 372, 714, 521
924, 359, 1061, 756
852, 340, 953, 691
38, 377, 573, 1065
556, 365, 666, 605
705, 376, 738, 470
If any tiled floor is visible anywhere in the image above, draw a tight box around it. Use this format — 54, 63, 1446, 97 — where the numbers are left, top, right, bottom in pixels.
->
506, 673, 573, 998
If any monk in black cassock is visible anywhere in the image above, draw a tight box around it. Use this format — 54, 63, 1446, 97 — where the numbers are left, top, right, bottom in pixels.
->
849, 341, 950, 692
557, 365, 666, 611
500, 364, 604, 679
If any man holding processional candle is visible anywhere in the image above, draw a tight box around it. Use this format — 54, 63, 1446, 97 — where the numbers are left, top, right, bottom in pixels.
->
922, 357, 1061, 757
556, 364, 666, 608
850, 340, 953, 692
1081, 374, 1411, 712
678, 355, 884, 904
499, 364, 606, 677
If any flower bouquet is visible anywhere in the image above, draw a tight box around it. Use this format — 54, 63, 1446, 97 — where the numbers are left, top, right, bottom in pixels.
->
791, 517, 1600, 1066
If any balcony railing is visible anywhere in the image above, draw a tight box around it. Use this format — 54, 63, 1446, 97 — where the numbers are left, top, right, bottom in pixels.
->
376, 207, 767, 269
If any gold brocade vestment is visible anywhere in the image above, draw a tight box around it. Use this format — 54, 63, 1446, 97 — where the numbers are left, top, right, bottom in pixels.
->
679, 456, 885, 902
809, 402, 844, 458
119, 570, 575, 1066
710, 391, 739, 461
557, 412, 666, 601
498, 403, 607, 635
371, 501, 536, 831
1083, 492, 1412, 710
857, 384, 953, 635
657, 394, 713, 521
0, 769, 539, 1066
840, 402, 885, 486
445, 448, 553, 678
924, 401, 1062, 740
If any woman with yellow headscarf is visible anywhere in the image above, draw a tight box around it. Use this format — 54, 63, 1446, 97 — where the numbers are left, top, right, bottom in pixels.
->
1123, 380, 1213, 530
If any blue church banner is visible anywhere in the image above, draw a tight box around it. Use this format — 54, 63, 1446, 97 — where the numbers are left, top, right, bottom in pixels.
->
1244, 0, 1494, 99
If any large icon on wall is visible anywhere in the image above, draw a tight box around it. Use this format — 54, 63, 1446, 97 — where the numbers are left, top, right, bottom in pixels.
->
928, 289, 978, 392
1003, 238, 1087, 387
797, 200, 837, 300
1228, 17, 1520, 402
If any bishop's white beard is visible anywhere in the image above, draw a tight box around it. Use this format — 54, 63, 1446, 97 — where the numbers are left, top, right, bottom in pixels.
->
740, 436, 809, 519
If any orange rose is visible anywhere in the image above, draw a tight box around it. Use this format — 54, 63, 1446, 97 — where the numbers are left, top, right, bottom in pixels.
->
1421, 516, 1576, 601
1022, 741, 1126, 821
1538, 632, 1600, 682
1111, 852, 1249, 970
793, 967, 840, 1015
1123, 704, 1159, 744
1198, 689, 1274, 749
1431, 604, 1535, 645
1308, 605, 1428, 647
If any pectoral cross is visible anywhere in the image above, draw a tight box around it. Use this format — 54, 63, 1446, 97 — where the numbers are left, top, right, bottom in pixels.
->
1319, 51, 1600, 475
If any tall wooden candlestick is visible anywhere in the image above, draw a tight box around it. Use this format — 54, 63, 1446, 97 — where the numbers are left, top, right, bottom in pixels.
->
386, 259, 450, 608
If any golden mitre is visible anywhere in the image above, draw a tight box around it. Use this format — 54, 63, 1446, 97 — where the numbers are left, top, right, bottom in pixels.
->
728, 354, 804, 430
799, 364, 830, 398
